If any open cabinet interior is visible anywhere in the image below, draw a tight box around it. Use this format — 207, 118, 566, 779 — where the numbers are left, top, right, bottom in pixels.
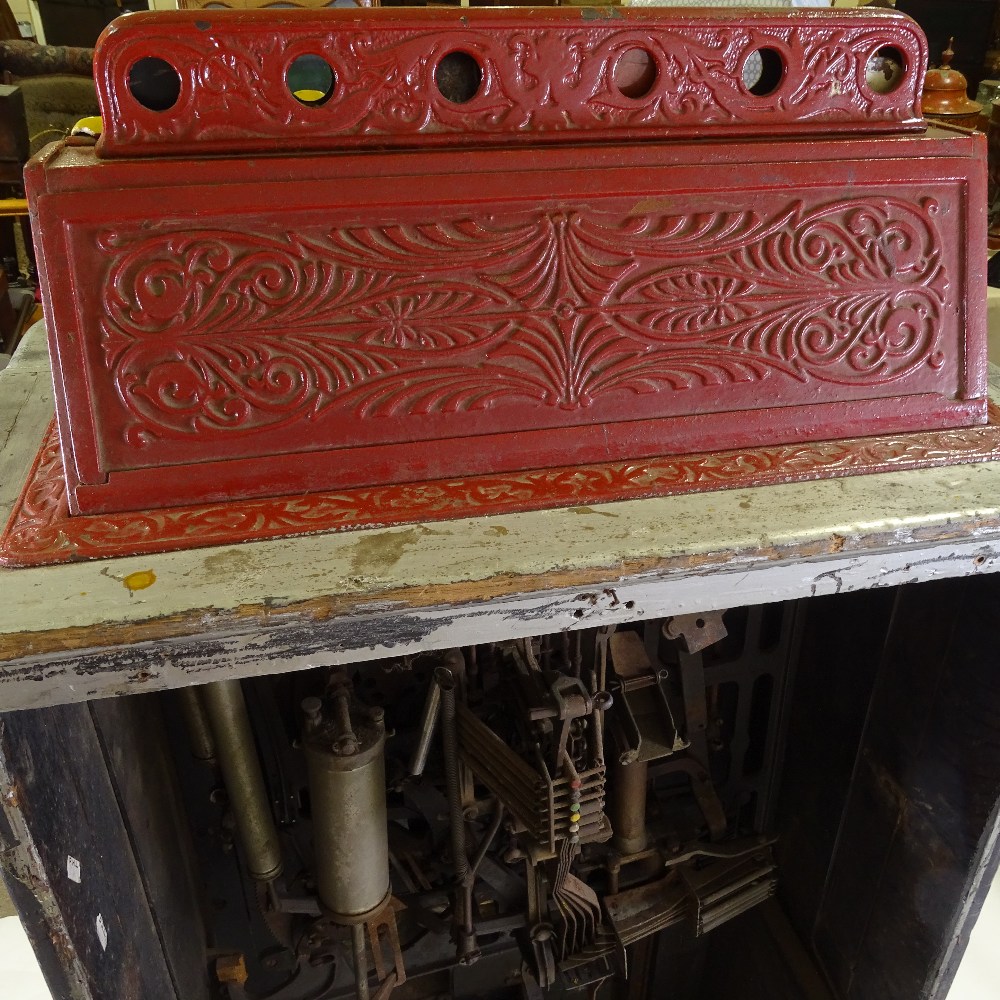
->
3, 575, 1000, 1000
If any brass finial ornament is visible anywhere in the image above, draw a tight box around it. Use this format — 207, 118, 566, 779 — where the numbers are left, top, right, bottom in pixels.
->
923, 37, 982, 126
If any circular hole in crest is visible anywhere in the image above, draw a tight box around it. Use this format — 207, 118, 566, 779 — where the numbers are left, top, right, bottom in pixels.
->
866, 45, 906, 94
614, 48, 657, 99
743, 47, 785, 97
435, 51, 483, 104
127, 56, 181, 112
287, 53, 336, 106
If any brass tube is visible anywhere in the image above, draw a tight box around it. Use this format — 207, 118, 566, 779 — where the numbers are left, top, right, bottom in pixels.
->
611, 758, 649, 856
202, 680, 283, 881
177, 687, 215, 762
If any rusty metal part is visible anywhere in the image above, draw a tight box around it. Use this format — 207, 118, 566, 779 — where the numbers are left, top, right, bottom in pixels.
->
662, 611, 729, 654
661, 834, 777, 870
201, 679, 283, 882
604, 842, 777, 948
529, 921, 557, 991
435, 668, 469, 873
367, 898, 407, 995
677, 649, 711, 770
176, 686, 215, 762
681, 850, 777, 936
590, 689, 610, 770
302, 683, 390, 922
456, 703, 606, 853
351, 922, 370, 1000
551, 839, 603, 963
604, 873, 688, 948
371, 973, 399, 1000
610, 757, 649, 856
652, 754, 728, 843
608, 631, 687, 765
215, 952, 248, 986
170, 614, 800, 997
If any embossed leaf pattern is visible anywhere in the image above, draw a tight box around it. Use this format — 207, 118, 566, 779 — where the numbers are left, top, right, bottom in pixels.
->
101, 19, 920, 152
7, 417, 1000, 567
98, 196, 947, 439
354, 286, 517, 350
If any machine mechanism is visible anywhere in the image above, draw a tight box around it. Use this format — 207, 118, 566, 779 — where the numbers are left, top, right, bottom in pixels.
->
170, 604, 800, 1000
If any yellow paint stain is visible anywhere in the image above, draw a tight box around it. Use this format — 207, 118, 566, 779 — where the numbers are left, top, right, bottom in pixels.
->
123, 569, 157, 593
570, 506, 618, 518
348, 528, 425, 575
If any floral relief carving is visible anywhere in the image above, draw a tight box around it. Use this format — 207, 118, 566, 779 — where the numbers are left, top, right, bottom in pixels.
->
96, 196, 947, 441
4, 412, 1000, 568
97, 15, 924, 153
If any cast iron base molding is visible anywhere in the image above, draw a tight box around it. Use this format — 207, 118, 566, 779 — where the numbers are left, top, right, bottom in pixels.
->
4, 412, 1000, 567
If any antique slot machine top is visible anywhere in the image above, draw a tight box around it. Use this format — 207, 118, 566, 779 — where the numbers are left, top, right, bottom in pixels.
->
4, 7, 990, 564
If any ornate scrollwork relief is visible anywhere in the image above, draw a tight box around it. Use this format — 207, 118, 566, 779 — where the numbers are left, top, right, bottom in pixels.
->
95, 10, 924, 154
96, 197, 947, 441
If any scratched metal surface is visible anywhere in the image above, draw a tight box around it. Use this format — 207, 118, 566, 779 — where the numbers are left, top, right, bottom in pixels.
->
1, 320, 1000, 711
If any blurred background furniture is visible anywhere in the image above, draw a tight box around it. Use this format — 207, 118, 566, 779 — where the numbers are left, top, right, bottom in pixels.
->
0, 0, 95, 351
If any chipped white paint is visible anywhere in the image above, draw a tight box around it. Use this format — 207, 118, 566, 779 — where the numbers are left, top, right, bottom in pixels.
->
95, 913, 107, 951
2, 322, 1000, 711
66, 856, 81, 884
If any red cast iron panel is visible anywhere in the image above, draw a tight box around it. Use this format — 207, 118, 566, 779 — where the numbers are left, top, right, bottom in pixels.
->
94, 7, 927, 158
24, 10, 987, 517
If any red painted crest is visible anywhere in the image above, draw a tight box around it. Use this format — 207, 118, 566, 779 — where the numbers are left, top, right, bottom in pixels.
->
95, 8, 927, 157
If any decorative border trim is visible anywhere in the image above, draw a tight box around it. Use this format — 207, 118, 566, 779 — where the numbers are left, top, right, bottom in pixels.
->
95, 8, 925, 157
4, 411, 1000, 567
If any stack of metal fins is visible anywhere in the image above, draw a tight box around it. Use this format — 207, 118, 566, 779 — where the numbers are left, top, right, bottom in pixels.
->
456, 704, 605, 852
681, 853, 778, 936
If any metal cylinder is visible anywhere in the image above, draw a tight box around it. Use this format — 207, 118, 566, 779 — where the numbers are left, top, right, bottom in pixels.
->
304, 699, 390, 922
177, 687, 216, 762
611, 758, 649, 856
202, 680, 283, 881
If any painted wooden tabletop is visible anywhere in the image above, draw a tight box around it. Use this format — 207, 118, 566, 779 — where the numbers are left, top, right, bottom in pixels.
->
2, 321, 1000, 711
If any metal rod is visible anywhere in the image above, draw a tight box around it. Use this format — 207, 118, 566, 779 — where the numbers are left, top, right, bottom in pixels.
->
351, 922, 369, 1000
332, 690, 358, 754
202, 679, 283, 881
409, 677, 442, 777
177, 686, 215, 762
437, 665, 479, 961
469, 803, 505, 881
437, 667, 469, 885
